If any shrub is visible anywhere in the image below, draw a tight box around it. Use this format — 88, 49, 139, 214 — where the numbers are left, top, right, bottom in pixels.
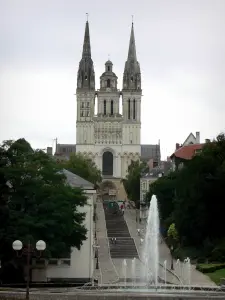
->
209, 240, 225, 262
196, 257, 206, 264
196, 263, 225, 273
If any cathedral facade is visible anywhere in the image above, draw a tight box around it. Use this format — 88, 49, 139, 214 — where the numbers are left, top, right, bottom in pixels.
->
55, 21, 160, 180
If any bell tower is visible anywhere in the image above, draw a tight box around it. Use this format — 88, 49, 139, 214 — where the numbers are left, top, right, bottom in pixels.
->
76, 19, 95, 146
122, 22, 142, 146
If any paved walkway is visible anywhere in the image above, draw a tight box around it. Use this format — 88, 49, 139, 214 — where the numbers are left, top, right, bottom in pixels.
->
94, 201, 119, 284
124, 208, 216, 286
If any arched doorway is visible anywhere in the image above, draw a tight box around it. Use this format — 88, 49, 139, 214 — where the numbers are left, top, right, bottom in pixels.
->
102, 151, 113, 176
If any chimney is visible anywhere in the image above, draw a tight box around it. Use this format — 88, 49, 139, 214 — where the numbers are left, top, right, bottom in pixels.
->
175, 143, 180, 150
205, 139, 210, 143
47, 147, 53, 156
196, 131, 200, 143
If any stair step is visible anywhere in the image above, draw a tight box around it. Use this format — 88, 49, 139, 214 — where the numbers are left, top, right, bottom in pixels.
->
103, 204, 139, 259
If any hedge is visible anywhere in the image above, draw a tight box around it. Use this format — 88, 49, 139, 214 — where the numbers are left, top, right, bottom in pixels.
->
196, 263, 225, 273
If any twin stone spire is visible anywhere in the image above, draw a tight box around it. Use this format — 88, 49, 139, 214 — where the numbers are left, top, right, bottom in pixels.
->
77, 21, 141, 92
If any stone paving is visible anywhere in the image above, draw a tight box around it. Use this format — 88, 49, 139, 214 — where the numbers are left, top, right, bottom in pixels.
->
124, 208, 216, 287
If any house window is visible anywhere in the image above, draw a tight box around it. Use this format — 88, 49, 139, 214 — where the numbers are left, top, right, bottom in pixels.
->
108, 66, 110, 71
131, 76, 133, 82
107, 79, 110, 87
87, 102, 89, 107
110, 100, 113, 115
195, 149, 202, 154
103, 100, 106, 115
87, 111, 90, 117
128, 99, 131, 119
133, 99, 136, 119
81, 102, 84, 108
81, 111, 84, 117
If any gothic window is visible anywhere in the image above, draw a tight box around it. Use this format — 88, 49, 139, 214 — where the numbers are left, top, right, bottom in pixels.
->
131, 76, 133, 82
107, 79, 110, 88
128, 99, 131, 119
81, 102, 84, 108
133, 99, 136, 119
103, 100, 106, 115
102, 151, 113, 176
84, 74, 88, 80
110, 100, 113, 115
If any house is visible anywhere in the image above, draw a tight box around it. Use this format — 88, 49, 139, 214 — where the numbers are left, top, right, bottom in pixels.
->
140, 167, 164, 204
32, 169, 96, 284
170, 131, 210, 170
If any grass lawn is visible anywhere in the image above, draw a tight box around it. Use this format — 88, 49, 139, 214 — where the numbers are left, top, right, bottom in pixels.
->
207, 268, 225, 285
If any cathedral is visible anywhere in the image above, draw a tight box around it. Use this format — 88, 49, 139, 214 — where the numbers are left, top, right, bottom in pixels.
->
55, 20, 160, 185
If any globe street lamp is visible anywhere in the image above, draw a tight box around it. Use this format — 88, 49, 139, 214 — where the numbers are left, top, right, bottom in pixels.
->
12, 240, 46, 300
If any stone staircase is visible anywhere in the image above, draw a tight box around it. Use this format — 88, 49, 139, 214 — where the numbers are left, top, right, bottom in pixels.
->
103, 204, 139, 259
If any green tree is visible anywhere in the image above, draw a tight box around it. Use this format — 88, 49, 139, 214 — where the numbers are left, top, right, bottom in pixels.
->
167, 223, 179, 247
146, 171, 177, 230
0, 139, 88, 264
122, 160, 147, 208
62, 153, 102, 188
174, 134, 225, 249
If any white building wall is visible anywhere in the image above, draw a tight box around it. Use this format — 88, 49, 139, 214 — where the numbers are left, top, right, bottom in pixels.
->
32, 190, 96, 282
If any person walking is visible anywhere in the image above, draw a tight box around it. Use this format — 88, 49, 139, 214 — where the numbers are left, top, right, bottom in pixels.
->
120, 203, 124, 215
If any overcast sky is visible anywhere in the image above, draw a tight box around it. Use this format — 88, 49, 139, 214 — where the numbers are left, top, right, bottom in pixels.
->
1, 0, 225, 159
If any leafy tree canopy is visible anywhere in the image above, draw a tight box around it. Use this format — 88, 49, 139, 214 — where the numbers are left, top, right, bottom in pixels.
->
61, 153, 102, 188
0, 139, 88, 264
145, 134, 225, 261
122, 160, 147, 207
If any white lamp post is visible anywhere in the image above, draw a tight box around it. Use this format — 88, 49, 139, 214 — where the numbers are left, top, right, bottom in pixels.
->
12, 240, 46, 300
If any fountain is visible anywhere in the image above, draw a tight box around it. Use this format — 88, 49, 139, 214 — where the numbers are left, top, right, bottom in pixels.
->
122, 259, 127, 286
142, 194, 159, 286
176, 259, 182, 282
184, 257, 191, 286
131, 258, 136, 286
163, 260, 167, 284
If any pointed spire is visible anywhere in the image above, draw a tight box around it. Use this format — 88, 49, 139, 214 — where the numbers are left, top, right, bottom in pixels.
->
82, 21, 91, 58
127, 22, 137, 61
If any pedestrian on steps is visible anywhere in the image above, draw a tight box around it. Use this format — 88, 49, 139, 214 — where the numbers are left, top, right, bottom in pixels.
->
120, 203, 124, 215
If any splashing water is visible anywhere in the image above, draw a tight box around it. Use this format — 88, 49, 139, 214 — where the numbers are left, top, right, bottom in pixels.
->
176, 259, 182, 282
122, 259, 127, 286
142, 195, 159, 286
185, 257, 191, 286
163, 260, 167, 284
132, 257, 136, 286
